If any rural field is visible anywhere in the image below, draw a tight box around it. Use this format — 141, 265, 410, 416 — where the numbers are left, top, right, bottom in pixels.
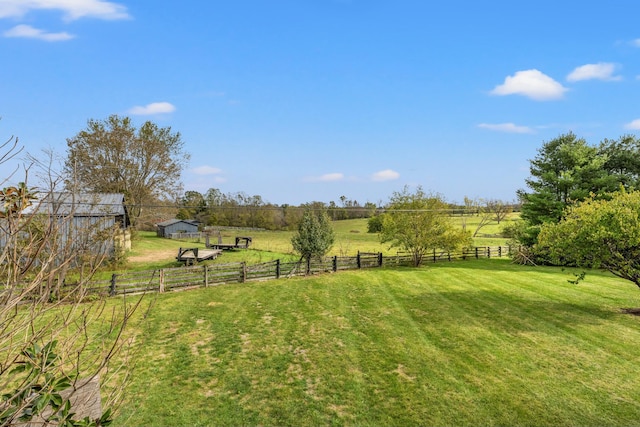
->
126, 215, 515, 270
108, 218, 640, 426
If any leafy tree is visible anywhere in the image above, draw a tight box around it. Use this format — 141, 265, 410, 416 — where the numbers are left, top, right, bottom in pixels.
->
379, 186, 471, 267
177, 190, 207, 221
65, 115, 190, 227
291, 207, 335, 273
278, 203, 303, 231
537, 190, 640, 289
367, 214, 383, 233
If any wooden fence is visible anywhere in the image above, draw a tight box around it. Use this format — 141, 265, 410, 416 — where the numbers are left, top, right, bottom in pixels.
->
67, 246, 512, 297
169, 232, 203, 240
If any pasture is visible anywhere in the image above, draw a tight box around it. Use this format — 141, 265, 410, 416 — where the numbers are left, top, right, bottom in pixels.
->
113, 259, 640, 426
249, 215, 514, 256
125, 214, 517, 270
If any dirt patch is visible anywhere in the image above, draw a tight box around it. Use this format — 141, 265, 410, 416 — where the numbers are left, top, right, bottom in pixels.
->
393, 364, 416, 382
621, 308, 640, 316
128, 248, 177, 263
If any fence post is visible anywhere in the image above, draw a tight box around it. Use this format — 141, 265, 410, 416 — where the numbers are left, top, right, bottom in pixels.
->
475, 247, 479, 259
241, 262, 247, 283
159, 269, 165, 293
333, 256, 338, 272
448, 252, 451, 261
433, 249, 436, 263
378, 252, 383, 267
204, 265, 208, 287
357, 252, 361, 269
487, 247, 491, 258
276, 259, 281, 279
306, 258, 311, 275
109, 274, 117, 296
498, 246, 502, 257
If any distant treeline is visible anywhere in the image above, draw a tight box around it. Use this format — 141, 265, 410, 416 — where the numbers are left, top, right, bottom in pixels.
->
172, 188, 519, 231
175, 189, 377, 230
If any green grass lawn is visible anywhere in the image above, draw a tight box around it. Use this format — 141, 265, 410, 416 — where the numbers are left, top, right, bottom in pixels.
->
114, 259, 640, 426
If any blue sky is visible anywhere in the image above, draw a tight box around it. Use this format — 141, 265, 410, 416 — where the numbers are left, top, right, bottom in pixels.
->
2, 1, 640, 206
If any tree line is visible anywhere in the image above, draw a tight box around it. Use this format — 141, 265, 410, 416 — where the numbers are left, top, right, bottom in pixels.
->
175, 189, 378, 231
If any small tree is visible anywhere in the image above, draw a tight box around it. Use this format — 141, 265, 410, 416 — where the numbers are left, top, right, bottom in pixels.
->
485, 199, 512, 224
366, 214, 383, 233
291, 207, 335, 274
537, 190, 640, 291
379, 186, 471, 267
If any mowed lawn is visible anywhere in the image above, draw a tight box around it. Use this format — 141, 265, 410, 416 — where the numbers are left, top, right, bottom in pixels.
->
115, 259, 640, 426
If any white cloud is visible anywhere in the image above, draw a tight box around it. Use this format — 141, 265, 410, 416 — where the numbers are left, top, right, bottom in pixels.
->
318, 173, 344, 182
371, 169, 399, 182
3, 24, 73, 41
128, 102, 176, 115
624, 119, 640, 130
567, 62, 622, 82
490, 69, 568, 101
0, 0, 129, 21
305, 173, 345, 182
478, 123, 534, 134
631, 39, 640, 47
192, 166, 223, 175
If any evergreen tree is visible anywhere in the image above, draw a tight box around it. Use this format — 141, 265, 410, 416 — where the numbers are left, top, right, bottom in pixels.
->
518, 132, 614, 227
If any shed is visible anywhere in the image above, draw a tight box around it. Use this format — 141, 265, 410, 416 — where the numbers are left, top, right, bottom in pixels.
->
156, 219, 200, 238
17, 192, 131, 258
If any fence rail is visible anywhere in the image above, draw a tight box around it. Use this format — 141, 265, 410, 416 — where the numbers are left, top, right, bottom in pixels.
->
169, 232, 203, 240
63, 246, 511, 296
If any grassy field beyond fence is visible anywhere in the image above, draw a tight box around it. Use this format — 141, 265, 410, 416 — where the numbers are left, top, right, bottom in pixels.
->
114, 259, 640, 426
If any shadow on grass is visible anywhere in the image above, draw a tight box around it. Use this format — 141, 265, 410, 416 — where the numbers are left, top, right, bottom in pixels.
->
421, 258, 630, 290
397, 287, 627, 336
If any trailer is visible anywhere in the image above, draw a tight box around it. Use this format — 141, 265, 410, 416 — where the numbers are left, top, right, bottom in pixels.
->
206, 235, 252, 250
176, 247, 222, 265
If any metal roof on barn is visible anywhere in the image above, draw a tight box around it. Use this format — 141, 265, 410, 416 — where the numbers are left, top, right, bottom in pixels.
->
26, 193, 127, 216
156, 219, 199, 227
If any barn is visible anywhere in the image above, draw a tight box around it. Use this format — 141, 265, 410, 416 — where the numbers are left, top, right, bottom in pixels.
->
23, 192, 131, 257
156, 219, 200, 238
